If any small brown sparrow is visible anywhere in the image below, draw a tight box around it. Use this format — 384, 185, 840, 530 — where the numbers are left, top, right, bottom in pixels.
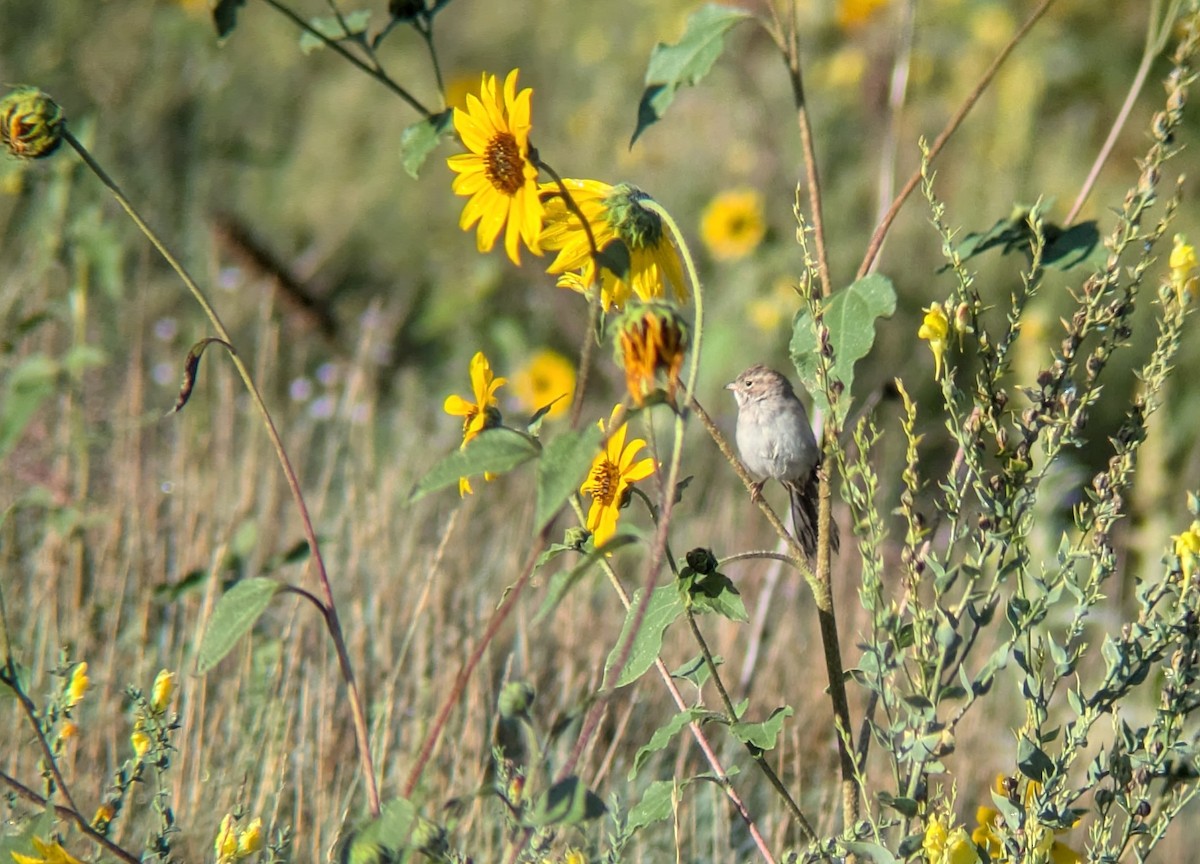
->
727, 364, 838, 558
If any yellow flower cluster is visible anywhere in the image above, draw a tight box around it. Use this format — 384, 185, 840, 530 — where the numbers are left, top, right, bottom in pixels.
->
922, 814, 980, 864
1170, 234, 1198, 302
215, 813, 265, 863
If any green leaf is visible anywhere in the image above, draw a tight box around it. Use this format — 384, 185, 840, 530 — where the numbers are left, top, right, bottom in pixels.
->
535, 424, 603, 533
670, 652, 722, 688
526, 777, 607, 826
533, 536, 636, 625
948, 206, 1101, 271
790, 273, 896, 421
0, 354, 59, 461
730, 705, 793, 750
299, 10, 372, 53
630, 707, 707, 779
604, 584, 684, 689
213, 0, 246, 38
400, 109, 452, 179
1017, 735, 1054, 783
410, 428, 540, 502
683, 569, 747, 622
626, 780, 677, 833
197, 577, 282, 673
630, 4, 752, 146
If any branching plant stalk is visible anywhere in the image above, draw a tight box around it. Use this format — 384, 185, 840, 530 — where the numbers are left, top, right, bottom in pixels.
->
257, 0, 434, 118
61, 128, 382, 817
0, 768, 141, 864
684, 608, 820, 847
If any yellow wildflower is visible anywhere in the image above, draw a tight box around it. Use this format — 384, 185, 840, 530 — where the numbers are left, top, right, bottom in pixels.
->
150, 669, 176, 713
923, 813, 981, 864
837, 0, 890, 29
580, 406, 657, 547
131, 730, 151, 758
443, 351, 506, 496
540, 179, 686, 310
237, 818, 264, 856
65, 662, 89, 707
699, 188, 766, 261
1173, 519, 1200, 590
215, 814, 239, 862
512, 349, 576, 420
1170, 234, 1198, 301
11, 837, 84, 864
972, 776, 1081, 864
447, 70, 543, 265
919, 302, 950, 379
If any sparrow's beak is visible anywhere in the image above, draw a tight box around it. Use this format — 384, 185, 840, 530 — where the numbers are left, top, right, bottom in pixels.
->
724, 381, 736, 391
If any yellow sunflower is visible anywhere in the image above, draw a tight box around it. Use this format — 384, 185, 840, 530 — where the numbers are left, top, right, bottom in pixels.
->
12, 837, 85, 864
512, 349, 576, 420
443, 351, 506, 496
580, 406, 657, 547
447, 70, 543, 265
539, 179, 686, 311
699, 187, 766, 261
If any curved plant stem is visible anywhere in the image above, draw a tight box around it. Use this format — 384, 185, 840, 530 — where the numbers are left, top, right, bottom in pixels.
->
62, 129, 382, 817
1065, 0, 1182, 224
257, 0, 433, 118
685, 608, 820, 847
856, 0, 1059, 279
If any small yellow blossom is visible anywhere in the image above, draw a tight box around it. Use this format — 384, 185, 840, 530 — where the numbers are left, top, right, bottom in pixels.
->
443, 352, 506, 496
131, 730, 151, 758
923, 814, 981, 864
919, 302, 950, 379
512, 350, 576, 420
564, 849, 586, 864
65, 662, 89, 707
150, 669, 176, 713
1173, 520, 1200, 589
580, 406, 657, 547
1170, 234, 1198, 301
972, 776, 1081, 864
699, 188, 766, 262
446, 70, 543, 265
837, 0, 890, 29
237, 818, 264, 856
11, 837, 84, 864
215, 814, 239, 862
92, 802, 116, 830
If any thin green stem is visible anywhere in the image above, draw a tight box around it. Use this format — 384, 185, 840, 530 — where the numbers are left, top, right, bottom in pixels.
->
856, 0, 1059, 278
62, 128, 382, 817
684, 608, 820, 848
257, 0, 433, 118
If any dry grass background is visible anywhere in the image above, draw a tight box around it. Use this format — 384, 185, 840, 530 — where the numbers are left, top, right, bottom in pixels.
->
3, 0, 1200, 861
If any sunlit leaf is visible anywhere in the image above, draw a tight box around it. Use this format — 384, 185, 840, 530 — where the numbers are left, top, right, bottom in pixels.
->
626, 780, 677, 833
535, 424, 602, 533
197, 577, 282, 673
630, 4, 752, 146
730, 705, 793, 750
410, 428, 540, 502
790, 273, 896, 422
604, 584, 684, 689
299, 10, 372, 54
400, 109, 452, 179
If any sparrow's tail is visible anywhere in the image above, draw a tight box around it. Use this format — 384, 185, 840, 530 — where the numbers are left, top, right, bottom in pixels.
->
788, 467, 839, 559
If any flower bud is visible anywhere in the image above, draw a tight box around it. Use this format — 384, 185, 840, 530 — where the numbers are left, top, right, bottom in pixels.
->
0, 87, 64, 159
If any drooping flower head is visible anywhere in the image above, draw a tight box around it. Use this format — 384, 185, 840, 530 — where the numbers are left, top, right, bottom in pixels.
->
615, 303, 689, 407
512, 349, 576, 420
447, 70, 543, 265
919, 302, 950, 379
580, 406, 656, 547
539, 179, 686, 311
443, 351, 506, 496
700, 187, 766, 261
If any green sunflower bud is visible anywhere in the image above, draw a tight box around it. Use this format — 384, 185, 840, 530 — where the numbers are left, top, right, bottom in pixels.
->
498, 681, 535, 719
0, 87, 64, 159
